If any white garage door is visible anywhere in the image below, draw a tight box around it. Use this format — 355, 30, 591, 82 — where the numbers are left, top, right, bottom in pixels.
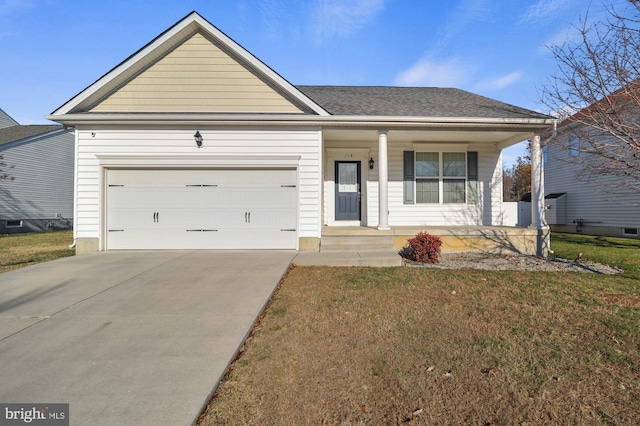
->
106, 169, 297, 249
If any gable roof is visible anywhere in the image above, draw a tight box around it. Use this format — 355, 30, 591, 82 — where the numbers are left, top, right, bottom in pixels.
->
0, 108, 19, 129
0, 125, 63, 147
50, 11, 328, 117
297, 86, 550, 120
556, 79, 640, 131
46, 11, 553, 132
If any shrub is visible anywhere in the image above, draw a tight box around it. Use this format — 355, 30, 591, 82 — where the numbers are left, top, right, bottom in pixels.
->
404, 232, 442, 264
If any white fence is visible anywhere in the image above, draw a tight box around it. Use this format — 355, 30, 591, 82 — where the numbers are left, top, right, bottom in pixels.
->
501, 201, 532, 227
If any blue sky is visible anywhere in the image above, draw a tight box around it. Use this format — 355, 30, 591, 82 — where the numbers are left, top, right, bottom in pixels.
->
0, 0, 631, 165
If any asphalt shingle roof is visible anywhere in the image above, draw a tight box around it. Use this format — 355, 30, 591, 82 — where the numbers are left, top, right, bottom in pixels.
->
0, 125, 62, 146
296, 86, 550, 120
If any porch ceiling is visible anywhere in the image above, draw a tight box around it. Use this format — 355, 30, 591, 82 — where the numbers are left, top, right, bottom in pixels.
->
321, 128, 531, 148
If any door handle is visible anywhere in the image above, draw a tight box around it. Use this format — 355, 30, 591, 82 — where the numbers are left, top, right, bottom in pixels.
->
248, 212, 250, 223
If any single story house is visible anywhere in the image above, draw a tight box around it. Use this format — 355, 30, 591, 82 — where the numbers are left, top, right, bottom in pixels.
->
0, 109, 74, 233
47, 11, 554, 254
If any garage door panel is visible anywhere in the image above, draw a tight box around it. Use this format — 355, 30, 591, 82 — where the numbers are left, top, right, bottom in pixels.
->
106, 169, 298, 249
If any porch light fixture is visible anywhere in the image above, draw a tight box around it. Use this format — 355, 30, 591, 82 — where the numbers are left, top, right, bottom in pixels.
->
194, 131, 203, 148
369, 157, 374, 169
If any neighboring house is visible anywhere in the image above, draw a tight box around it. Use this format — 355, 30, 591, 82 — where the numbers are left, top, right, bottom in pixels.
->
47, 11, 553, 254
544, 112, 640, 240
0, 110, 75, 233
0, 108, 19, 129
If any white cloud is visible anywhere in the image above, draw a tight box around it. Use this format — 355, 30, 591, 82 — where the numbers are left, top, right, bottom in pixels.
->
521, 0, 570, 24
311, 0, 387, 43
444, 0, 496, 40
475, 71, 524, 91
393, 57, 473, 88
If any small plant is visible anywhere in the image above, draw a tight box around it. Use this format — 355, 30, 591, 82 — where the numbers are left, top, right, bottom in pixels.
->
404, 232, 442, 264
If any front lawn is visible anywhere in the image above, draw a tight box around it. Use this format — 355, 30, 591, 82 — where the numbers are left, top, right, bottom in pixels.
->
200, 233, 640, 425
0, 231, 75, 274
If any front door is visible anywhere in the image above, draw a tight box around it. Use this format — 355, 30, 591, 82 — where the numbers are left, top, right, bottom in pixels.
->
335, 161, 361, 221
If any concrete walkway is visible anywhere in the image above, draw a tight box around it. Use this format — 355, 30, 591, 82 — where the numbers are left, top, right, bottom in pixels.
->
0, 250, 296, 426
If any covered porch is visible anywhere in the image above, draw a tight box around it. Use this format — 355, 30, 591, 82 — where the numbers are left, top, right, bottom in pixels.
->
321, 225, 547, 256
293, 226, 549, 267
317, 123, 550, 256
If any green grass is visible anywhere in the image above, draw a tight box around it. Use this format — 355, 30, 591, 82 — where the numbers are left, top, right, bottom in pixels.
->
0, 231, 75, 274
551, 232, 640, 279
200, 233, 640, 425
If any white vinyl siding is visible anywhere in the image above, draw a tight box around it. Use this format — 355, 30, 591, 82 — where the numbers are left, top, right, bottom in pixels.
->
0, 130, 74, 221
545, 133, 640, 228
324, 140, 503, 227
92, 32, 303, 113
386, 146, 500, 226
74, 128, 322, 247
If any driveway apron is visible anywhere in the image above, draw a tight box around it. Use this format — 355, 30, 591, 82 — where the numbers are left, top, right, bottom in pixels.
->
0, 250, 296, 425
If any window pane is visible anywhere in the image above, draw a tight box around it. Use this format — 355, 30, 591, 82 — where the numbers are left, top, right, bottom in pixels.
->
443, 179, 465, 203
416, 152, 439, 177
416, 179, 438, 203
568, 139, 579, 157
338, 163, 358, 192
443, 152, 466, 177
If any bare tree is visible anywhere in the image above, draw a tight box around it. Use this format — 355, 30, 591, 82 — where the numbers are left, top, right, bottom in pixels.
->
505, 141, 532, 202
540, 0, 640, 195
0, 154, 14, 182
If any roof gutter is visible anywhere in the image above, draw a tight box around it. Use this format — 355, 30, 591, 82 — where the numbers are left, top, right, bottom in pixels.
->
45, 113, 554, 130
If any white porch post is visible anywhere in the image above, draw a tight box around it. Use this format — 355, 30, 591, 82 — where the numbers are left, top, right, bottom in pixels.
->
530, 134, 544, 229
530, 134, 549, 256
377, 130, 390, 230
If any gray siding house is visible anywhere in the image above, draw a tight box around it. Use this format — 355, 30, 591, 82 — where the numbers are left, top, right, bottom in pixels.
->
0, 110, 75, 233
544, 105, 640, 239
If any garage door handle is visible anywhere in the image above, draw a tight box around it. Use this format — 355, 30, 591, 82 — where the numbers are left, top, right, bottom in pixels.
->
153, 212, 159, 223
281, 185, 296, 187
187, 229, 218, 232
245, 212, 251, 223
108, 229, 124, 232
281, 229, 296, 232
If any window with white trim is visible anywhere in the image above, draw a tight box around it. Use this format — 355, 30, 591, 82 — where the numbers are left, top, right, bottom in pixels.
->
568, 137, 579, 157
405, 151, 477, 204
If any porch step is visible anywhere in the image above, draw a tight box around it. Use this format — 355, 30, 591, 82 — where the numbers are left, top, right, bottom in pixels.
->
320, 235, 396, 253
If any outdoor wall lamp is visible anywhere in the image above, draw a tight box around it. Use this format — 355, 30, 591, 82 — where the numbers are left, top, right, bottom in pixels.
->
194, 131, 203, 148
369, 157, 374, 169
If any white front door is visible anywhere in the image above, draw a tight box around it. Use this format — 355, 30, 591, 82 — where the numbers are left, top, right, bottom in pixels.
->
106, 169, 297, 249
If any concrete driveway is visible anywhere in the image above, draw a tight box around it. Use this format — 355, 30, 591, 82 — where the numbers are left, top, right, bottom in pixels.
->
0, 250, 296, 425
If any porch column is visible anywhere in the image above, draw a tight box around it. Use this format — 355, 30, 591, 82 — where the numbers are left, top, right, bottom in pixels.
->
530, 133, 549, 257
530, 134, 545, 229
377, 130, 390, 230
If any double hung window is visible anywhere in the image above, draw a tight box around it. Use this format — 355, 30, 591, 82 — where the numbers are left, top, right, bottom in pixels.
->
404, 150, 478, 204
